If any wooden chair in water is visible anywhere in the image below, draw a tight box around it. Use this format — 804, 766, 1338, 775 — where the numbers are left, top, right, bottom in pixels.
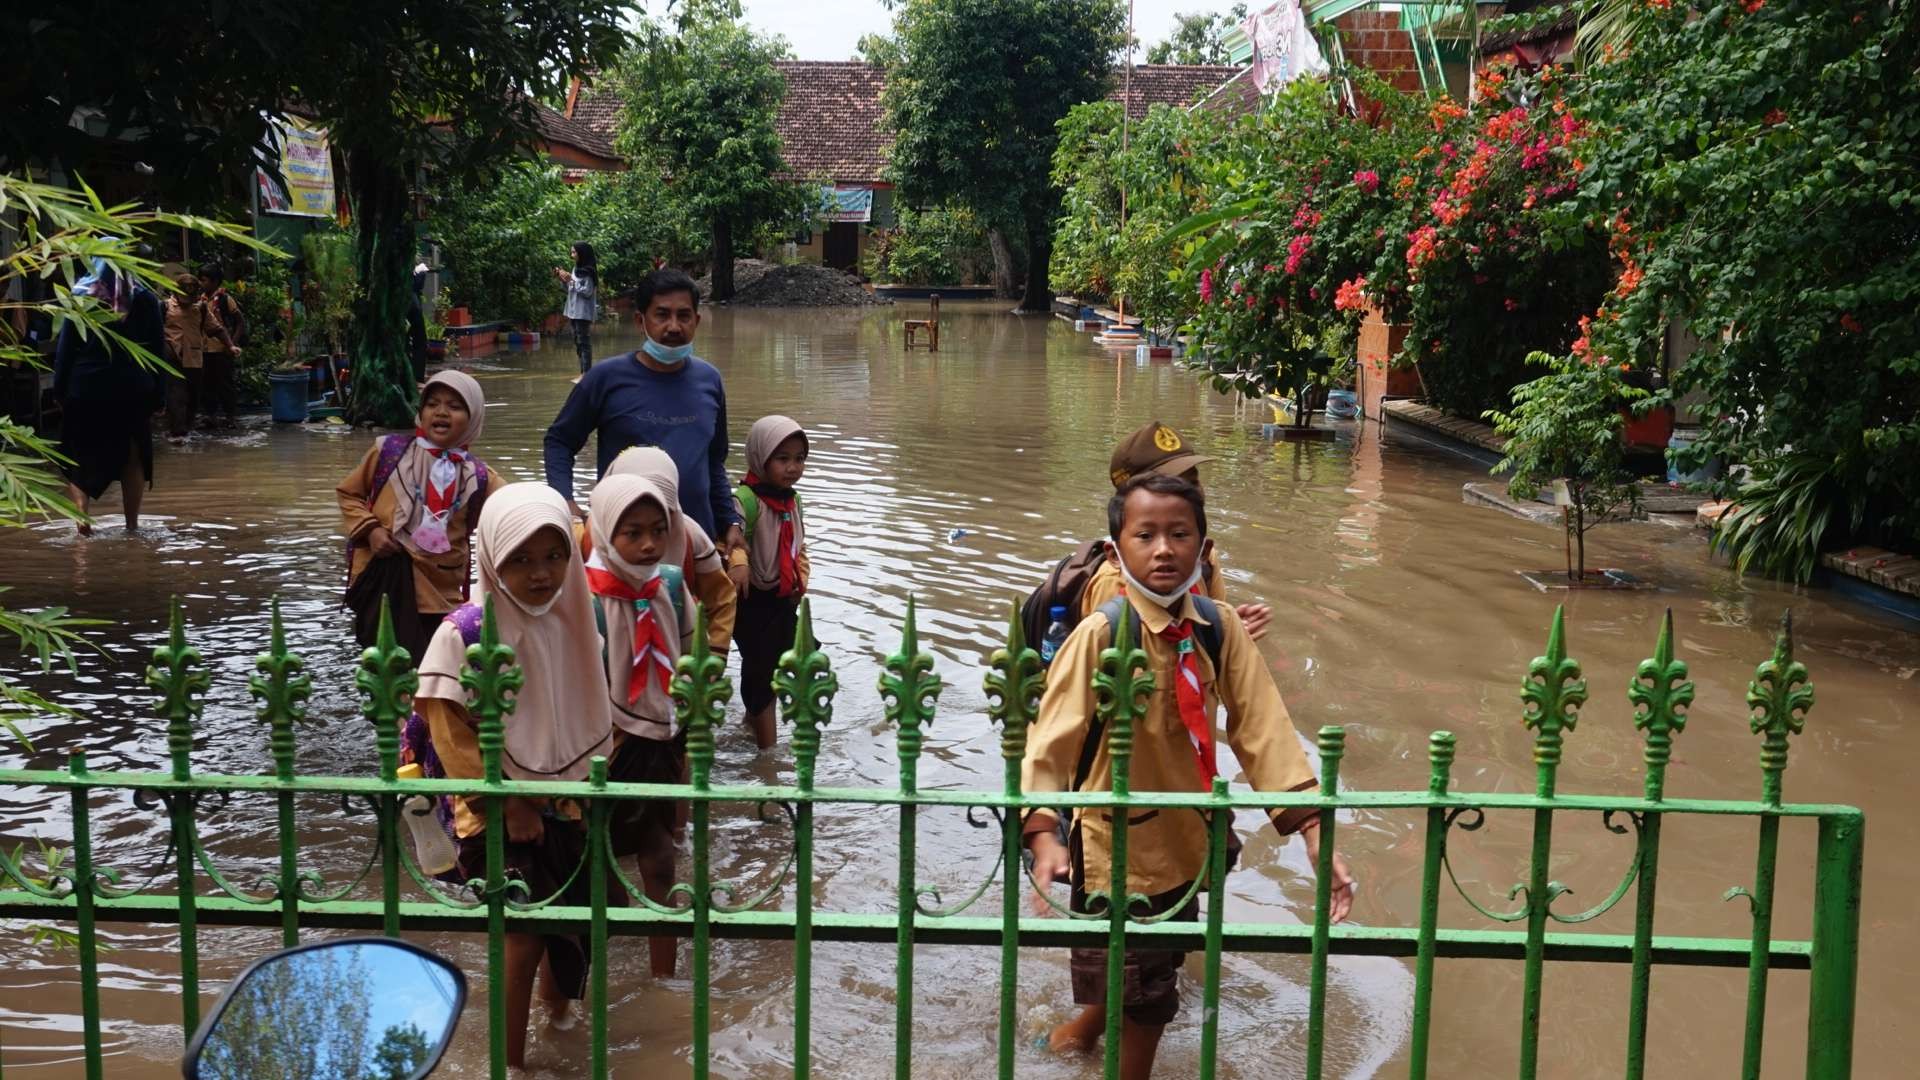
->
903, 293, 940, 352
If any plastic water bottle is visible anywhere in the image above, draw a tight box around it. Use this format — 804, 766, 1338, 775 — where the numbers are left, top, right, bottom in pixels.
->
398, 762, 457, 876
1040, 605, 1071, 666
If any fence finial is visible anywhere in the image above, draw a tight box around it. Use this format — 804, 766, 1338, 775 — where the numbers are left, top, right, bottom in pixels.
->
1747, 610, 1813, 807
1427, 730, 1456, 797
984, 598, 1043, 767
356, 597, 419, 782
879, 594, 942, 795
1629, 608, 1693, 802
1521, 605, 1587, 797
774, 597, 834, 793
462, 595, 522, 786
673, 603, 731, 792
250, 598, 312, 784
1092, 602, 1154, 798
147, 596, 208, 782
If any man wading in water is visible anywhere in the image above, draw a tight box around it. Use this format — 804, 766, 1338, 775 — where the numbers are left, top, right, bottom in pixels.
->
543, 268, 746, 559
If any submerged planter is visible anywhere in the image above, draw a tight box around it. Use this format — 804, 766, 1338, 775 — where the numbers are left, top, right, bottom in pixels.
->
1519, 568, 1653, 592
1357, 303, 1421, 420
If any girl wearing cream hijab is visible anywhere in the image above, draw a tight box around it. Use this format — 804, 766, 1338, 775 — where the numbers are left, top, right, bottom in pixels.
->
730, 415, 811, 750
596, 444, 738, 654
586, 472, 696, 977
413, 482, 613, 1066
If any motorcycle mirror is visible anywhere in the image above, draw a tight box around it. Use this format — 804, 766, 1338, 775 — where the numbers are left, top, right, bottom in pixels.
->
183, 938, 466, 1080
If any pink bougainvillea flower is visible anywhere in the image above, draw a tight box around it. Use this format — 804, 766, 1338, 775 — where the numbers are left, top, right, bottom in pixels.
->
1334, 276, 1369, 312
1840, 313, 1864, 334
1504, 298, 1519, 312
1743, 0, 1764, 11
1198, 268, 1214, 304
1764, 108, 1787, 126
1353, 169, 1380, 194
1284, 233, 1313, 275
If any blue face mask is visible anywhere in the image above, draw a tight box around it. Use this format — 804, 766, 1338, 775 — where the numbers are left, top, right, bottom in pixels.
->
641, 336, 693, 367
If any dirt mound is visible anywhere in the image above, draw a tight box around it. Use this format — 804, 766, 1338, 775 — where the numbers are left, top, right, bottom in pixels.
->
698, 260, 890, 307
695, 259, 775, 300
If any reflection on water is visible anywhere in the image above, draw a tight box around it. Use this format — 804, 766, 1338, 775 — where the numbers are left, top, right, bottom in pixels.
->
2, 303, 1916, 1078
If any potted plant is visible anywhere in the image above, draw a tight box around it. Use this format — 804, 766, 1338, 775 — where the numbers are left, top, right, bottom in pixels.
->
1487, 352, 1646, 586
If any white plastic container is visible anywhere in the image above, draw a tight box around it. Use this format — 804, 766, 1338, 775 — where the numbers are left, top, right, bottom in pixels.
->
398, 763, 457, 875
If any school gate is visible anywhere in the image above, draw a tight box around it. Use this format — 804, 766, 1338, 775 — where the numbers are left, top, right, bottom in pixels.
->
0, 599, 1862, 1079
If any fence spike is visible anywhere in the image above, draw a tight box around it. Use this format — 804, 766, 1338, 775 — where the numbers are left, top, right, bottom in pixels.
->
1427, 730, 1456, 797
773, 597, 835, 793
249, 598, 312, 784
984, 598, 1043, 767
147, 596, 209, 783
355, 596, 419, 782
878, 594, 942, 795
1628, 608, 1694, 802
673, 603, 731, 791
1521, 605, 1587, 797
462, 595, 522, 787
1092, 601, 1153, 793
1747, 610, 1813, 807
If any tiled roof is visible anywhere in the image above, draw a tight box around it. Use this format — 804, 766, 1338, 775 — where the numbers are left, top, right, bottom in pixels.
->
563, 61, 1244, 184
772, 61, 892, 181
534, 101, 618, 160
1109, 64, 1244, 119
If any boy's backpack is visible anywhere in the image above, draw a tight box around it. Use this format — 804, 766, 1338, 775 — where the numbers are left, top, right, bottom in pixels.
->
343, 433, 491, 597
735, 482, 803, 536
1020, 541, 1215, 657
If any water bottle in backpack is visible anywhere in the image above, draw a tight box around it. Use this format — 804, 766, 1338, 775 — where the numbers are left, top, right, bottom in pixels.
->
1040, 605, 1071, 665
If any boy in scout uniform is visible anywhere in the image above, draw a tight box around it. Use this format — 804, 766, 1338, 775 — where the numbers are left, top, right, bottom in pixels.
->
1024, 472, 1354, 1078
1079, 421, 1273, 642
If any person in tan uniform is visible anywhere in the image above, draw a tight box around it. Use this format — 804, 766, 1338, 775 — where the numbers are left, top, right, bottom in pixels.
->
1079, 421, 1273, 641
336, 370, 503, 659
160, 274, 219, 439
1025, 472, 1354, 1078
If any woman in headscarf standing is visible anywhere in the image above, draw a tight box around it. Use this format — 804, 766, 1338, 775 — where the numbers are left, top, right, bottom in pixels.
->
412, 482, 615, 1068
53, 257, 166, 535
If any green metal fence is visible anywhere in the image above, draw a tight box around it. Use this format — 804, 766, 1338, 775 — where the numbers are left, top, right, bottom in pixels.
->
0, 597, 1861, 1079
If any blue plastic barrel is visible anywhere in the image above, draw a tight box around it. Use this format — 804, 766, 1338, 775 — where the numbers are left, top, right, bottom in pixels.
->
269, 371, 311, 422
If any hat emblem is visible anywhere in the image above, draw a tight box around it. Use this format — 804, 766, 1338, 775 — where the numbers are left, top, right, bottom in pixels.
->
1153, 426, 1182, 453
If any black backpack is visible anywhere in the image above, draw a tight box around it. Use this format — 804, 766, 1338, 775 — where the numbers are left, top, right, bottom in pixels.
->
1069, 594, 1224, 792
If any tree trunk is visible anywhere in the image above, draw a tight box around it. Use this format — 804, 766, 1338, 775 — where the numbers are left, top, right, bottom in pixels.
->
711, 215, 735, 302
986, 227, 1017, 300
345, 150, 418, 429
1016, 218, 1051, 314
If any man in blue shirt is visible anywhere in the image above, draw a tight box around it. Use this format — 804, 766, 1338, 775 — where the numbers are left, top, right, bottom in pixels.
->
543, 269, 745, 551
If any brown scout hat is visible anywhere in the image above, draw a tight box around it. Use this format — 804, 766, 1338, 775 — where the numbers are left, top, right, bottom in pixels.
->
1109, 421, 1216, 489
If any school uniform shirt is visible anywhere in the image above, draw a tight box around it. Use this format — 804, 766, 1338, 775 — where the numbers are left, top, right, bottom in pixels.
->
1076, 553, 1228, 622
201, 289, 240, 356
542, 354, 738, 538
1022, 592, 1317, 898
336, 444, 506, 613
414, 686, 580, 840
162, 297, 210, 370
732, 490, 812, 596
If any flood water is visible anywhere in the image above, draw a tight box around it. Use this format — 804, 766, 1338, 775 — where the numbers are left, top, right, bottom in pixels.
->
1, 302, 1916, 1078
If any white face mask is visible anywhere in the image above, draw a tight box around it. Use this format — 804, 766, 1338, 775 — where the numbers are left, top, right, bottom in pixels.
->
1110, 544, 1207, 610
496, 577, 563, 618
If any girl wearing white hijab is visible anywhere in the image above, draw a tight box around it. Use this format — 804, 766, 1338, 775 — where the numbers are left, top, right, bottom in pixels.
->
413, 482, 613, 1066
337, 369, 501, 658
597, 445, 738, 654
730, 415, 812, 749
586, 472, 696, 977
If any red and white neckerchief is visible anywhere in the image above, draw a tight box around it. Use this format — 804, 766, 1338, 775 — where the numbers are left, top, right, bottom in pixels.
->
1122, 584, 1216, 783
409, 432, 470, 553
584, 556, 673, 706
744, 472, 804, 597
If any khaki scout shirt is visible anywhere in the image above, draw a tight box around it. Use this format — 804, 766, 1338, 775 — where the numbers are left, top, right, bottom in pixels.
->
335, 442, 505, 614
1023, 592, 1316, 897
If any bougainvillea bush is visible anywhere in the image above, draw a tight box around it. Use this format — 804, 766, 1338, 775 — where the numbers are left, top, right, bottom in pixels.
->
1385, 63, 1614, 417
1566, 0, 1920, 578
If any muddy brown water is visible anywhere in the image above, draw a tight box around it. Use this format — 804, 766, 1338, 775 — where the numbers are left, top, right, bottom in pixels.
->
0, 303, 1915, 1078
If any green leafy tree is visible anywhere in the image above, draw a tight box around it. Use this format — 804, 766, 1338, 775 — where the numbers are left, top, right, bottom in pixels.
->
882, 0, 1127, 312
195, 946, 373, 1079
863, 204, 998, 285
1569, 0, 1920, 579
1145, 3, 1248, 65
615, 12, 810, 302
364, 1022, 433, 1080
1487, 352, 1644, 582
